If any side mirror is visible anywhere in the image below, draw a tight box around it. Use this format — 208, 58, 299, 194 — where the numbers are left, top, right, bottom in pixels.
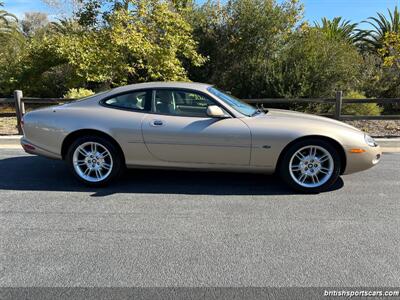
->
206, 105, 229, 118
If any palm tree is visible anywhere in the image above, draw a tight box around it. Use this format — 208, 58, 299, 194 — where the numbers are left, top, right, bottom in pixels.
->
49, 18, 81, 34
364, 6, 400, 50
314, 17, 366, 45
0, 1, 17, 25
0, 2, 19, 37
0, 3, 23, 46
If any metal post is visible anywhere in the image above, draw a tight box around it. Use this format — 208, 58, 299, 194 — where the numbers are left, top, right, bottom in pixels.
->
14, 90, 23, 135
335, 90, 343, 120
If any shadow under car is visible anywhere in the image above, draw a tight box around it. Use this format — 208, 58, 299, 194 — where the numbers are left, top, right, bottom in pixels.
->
0, 154, 344, 197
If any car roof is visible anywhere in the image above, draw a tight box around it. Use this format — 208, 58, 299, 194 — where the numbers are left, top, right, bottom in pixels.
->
108, 81, 213, 95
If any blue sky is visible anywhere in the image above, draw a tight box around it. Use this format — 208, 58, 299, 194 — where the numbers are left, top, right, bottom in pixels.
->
3, 0, 55, 20
3, 0, 400, 27
301, 0, 399, 28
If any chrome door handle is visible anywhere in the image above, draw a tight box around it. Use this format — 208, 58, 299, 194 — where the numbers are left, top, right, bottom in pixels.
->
151, 120, 164, 126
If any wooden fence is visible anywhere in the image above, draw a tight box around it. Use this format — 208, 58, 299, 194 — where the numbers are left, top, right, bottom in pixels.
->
1, 90, 400, 134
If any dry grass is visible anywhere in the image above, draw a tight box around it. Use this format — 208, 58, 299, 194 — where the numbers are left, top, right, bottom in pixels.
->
0, 117, 18, 135
0, 105, 16, 113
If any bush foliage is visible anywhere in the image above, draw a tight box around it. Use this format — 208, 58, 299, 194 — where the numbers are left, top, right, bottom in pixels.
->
341, 91, 382, 116
63, 88, 95, 99
1, 0, 400, 117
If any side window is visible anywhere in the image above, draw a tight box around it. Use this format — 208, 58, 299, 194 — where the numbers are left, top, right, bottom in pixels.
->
104, 90, 149, 111
153, 89, 216, 117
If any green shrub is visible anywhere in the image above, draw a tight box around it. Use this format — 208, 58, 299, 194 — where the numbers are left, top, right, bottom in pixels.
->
341, 91, 382, 116
63, 88, 94, 99
287, 91, 382, 116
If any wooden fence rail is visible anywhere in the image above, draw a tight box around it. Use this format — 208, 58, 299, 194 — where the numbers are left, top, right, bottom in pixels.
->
1, 90, 400, 134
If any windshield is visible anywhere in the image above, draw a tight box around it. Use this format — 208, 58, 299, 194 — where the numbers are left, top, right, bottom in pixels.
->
208, 87, 258, 117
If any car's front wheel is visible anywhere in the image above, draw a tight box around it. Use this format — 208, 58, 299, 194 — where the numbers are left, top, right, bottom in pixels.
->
279, 139, 341, 193
66, 136, 123, 186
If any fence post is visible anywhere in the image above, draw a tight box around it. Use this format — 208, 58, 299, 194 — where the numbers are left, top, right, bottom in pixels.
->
335, 90, 343, 120
14, 90, 23, 135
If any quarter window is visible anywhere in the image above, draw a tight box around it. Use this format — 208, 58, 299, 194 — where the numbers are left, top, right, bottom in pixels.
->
153, 89, 217, 117
104, 91, 149, 111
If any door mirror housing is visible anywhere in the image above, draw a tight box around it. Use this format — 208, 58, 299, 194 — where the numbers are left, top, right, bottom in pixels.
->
206, 105, 229, 118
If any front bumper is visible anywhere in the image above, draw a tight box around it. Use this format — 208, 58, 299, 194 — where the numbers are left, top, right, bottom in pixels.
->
342, 144, 382, 175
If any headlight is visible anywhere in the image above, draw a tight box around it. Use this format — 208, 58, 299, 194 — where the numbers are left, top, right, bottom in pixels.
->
364, 134, 377, 147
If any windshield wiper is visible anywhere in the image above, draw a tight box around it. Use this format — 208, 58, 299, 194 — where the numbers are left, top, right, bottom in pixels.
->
251, 108, 265, 117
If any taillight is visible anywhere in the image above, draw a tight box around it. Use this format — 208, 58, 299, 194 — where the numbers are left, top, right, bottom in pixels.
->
22, 143, 35, 151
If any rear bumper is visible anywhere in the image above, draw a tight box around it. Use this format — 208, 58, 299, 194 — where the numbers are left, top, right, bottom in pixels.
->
21, 137, 62, 160
343, 145, 382, 175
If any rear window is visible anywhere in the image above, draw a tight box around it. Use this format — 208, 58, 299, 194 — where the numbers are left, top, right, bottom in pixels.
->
103, 90, 149, 111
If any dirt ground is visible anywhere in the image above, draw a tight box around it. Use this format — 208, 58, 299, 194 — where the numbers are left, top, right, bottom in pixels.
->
344, 120, 400, 137
0, 117, 18, 135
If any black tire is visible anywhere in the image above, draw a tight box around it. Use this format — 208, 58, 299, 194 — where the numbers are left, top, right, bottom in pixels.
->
66, 135, 124, 187
279, 138, 341, 193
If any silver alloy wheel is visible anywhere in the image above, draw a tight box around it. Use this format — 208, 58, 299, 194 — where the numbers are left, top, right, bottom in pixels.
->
289, 145, 334, 188
72, 142, 113, 182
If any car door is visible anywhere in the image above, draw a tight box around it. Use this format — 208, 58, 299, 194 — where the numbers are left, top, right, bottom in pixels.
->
141, 88, 251, 165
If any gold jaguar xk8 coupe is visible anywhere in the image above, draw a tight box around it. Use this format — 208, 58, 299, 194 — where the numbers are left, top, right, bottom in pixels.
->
21, 82, 381, 193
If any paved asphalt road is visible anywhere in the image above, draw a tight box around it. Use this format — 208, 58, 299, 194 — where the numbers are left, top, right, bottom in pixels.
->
0, 149, 399, 288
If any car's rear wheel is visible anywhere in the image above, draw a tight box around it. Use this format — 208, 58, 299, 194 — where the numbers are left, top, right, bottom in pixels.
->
279, 139, 341, 193
66, 136, 123, 186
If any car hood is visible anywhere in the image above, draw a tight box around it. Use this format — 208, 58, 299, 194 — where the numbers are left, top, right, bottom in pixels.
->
252, 108, 360, 132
